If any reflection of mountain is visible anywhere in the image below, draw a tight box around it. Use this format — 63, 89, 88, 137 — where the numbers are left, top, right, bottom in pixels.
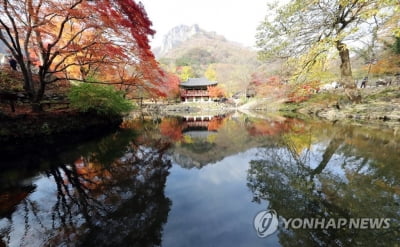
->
170, 114, 293, 169
183, 130, 216, 139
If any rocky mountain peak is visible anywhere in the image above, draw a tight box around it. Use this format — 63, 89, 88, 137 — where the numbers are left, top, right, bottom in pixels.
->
158, 24, 202, 56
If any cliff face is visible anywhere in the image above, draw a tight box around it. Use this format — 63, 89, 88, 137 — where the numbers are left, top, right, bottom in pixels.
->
156, 24, 255, 65
158, 24, 201, 56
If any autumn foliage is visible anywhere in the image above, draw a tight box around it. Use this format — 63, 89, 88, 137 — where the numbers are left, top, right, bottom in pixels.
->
286, 80, 321, 103
160, 118, 183, 141
208, 117, 225, 131
246, 118, 305, 137
0, 0, 164, 111
163, 73, 181, 99
247, 73, 288, 98
367, 55, 400, 76
207, 85, 226, 98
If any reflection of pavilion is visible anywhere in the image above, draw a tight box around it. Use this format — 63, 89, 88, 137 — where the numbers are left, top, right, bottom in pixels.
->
182, 115, 224, 132
172, 115, 226, 169
181, 115, 222, 150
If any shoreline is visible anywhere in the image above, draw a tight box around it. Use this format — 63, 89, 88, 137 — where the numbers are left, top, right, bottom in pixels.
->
130, 90, 400, 128
129, 102, 235, 118
2, 85, 400, 147
0, 111, 122, 145
279, 86, 400, 128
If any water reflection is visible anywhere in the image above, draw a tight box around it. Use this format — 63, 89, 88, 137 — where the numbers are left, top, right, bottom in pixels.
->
247, 121, 400, 246
0, 129, 172, 247
155, 114, 301, 169
0, 113, 399, 246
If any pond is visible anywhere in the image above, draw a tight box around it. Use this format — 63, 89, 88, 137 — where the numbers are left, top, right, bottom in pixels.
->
0, 112, 399, 246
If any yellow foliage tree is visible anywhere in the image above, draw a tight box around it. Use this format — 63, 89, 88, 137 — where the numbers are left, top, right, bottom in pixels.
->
178, 66, 194, 81
204, 64, 217, 81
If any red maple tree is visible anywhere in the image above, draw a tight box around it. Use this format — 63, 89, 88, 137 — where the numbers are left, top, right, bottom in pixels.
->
207, 85, 226, 98
0, 0, 164, 111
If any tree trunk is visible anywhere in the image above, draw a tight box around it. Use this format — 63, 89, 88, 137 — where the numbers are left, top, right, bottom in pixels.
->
30, 83, 47, 112
26, 65, 48, 113
17, 57, 34, 97
311, 136, 343, 176
31, 101, 43, 112
31, 89, 45, 112
336, 41, 361, 103
14, 56, 45, 112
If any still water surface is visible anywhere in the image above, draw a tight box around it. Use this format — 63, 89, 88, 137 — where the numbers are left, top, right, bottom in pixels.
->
0, 113, 399, 246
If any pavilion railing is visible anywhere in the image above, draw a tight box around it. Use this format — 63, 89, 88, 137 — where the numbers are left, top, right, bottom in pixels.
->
180, 89, 210, 97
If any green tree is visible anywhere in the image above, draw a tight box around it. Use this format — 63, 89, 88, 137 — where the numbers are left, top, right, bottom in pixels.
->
256, 0, 398, 102
68, 83, 134, 117
175, 56, 192, 66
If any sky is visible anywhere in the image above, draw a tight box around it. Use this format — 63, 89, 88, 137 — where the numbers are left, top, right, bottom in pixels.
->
140, 0, 270, 48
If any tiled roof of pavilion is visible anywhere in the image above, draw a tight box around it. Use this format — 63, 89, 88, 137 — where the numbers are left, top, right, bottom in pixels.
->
180, 78, 217, 87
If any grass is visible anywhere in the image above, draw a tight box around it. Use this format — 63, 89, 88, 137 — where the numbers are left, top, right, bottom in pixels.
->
306, 92, 340, 104
364, 87, 400, 102
279, 102, 303, 112
279, 92, 341, 113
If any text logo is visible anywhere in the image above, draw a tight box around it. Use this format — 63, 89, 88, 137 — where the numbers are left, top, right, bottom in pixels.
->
253, 209, 391, 238
253, 209, 279, 238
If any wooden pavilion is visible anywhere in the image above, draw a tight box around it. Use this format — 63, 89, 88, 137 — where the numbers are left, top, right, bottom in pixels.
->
179, 78, 217, 102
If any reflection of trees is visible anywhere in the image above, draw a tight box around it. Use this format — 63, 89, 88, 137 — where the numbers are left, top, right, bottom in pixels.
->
160, 118, 183, 141
0, 185, 36, 247
0, 185, 36, 219
247, 124, 400, 246
0, 128, 172, 247
48, 132, 172, 246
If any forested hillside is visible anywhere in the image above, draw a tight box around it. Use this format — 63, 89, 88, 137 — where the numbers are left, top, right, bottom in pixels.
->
156, 25, 271, 97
